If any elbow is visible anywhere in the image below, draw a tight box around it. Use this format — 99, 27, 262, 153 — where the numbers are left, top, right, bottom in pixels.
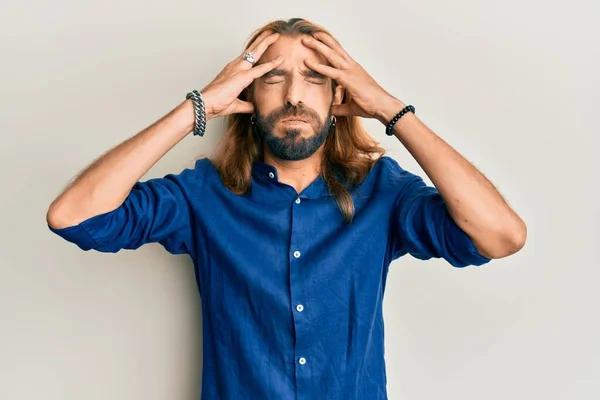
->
501, 222, 527, 257
46, 200, 73, 230
46, 201, 63, 229
479, 218, 527, 259
510, 218, 528, 252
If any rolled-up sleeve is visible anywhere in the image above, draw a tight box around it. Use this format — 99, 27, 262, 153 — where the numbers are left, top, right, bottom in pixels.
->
48, 161, 202, 256
389, 171, 491, 268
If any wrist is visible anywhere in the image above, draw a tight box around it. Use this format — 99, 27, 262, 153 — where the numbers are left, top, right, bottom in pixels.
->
184, 89, 215, 137
376, 97, 406, 126
200, 90, 216, 121
179, 99, 197, 133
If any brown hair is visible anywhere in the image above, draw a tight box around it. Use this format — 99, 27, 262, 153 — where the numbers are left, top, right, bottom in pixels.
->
210, 17, 386, 223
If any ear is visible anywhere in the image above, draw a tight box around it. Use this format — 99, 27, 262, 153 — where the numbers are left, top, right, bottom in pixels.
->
333, 84, 345, 105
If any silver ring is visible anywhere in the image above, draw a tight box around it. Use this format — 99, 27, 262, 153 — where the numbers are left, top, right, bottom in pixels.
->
242, 52, 255, 65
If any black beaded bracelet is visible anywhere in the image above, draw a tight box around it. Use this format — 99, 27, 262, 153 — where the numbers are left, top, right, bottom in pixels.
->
385, 105, 415, 136
185, 89, 207, 137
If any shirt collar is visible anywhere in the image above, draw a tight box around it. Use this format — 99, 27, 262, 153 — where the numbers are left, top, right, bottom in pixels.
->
251, 160, 331, 200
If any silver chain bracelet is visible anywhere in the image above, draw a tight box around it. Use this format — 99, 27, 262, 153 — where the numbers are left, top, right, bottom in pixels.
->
185, 90, 207, 136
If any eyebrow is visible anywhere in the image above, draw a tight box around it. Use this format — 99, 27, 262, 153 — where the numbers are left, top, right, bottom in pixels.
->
263, 68, 328, 80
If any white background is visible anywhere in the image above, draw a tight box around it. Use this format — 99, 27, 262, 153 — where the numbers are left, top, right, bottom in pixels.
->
1, 0, 599, 399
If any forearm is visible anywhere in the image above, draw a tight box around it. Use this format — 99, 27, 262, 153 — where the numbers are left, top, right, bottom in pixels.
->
377, 98, 526, 258
47, 99, 198, 229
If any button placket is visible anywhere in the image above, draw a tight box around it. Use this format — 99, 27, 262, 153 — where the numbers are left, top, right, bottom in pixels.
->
290, 196, 311, 389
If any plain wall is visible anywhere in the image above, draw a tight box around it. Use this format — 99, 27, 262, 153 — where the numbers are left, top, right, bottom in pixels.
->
1, 0, 599, 399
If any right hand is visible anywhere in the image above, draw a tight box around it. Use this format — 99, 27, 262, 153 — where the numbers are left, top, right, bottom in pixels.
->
200, 31, 284, 120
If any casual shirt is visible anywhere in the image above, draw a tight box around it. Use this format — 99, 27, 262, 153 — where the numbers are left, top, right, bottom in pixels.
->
49, 155, 491, 399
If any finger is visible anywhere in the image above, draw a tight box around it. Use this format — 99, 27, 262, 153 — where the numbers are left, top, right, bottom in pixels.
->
245, 56, 284, 80
232, 99, 254, 114
313, 32, 353, 62
303, 58, 343, 82
238, 32, 280, 69
301, 37, 347, 69
246, 31, 279, 60
240, 29, 273, 58
331, 103, 353, 117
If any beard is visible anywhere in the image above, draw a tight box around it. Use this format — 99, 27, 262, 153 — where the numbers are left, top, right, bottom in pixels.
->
253, 103, 333, 161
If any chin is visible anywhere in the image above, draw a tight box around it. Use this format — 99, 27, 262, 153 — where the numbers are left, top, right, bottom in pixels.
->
281, 128, 312, 138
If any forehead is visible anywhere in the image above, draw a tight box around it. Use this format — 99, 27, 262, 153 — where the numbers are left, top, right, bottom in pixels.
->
258, 34, 329, 67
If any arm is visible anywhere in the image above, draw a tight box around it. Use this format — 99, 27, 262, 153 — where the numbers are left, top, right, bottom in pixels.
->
46, 99, 200, 229
300, 32, 526, 260
47, 33, 285, 254
46, 99, 213, 255
377, 99, 527, 259
47, 31, 284, 230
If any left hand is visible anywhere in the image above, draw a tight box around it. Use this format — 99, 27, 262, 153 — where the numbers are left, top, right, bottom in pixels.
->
302, 33, 400, 122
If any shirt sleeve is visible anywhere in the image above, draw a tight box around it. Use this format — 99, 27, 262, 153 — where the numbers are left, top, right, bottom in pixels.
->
48, 160, 203, 256
388, 166, 491, 268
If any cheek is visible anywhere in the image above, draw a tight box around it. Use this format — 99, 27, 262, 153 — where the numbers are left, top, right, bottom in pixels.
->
301, 82, 333, 103
252, 86, 279, 113
313, 88, 335, 114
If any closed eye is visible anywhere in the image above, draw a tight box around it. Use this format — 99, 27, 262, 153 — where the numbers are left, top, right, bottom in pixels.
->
264, 79, 326, 85
263, 68, 328, 86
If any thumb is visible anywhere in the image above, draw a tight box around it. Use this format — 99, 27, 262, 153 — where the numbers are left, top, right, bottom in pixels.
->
232, 99, 254, 114
331, 103, 352, 117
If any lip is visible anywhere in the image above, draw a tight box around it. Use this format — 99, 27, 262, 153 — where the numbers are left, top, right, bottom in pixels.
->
281, 118, 308, 124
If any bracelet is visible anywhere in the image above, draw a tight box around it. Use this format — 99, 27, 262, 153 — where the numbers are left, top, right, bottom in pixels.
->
185, 89, 207, 137
385, 104, 415, 136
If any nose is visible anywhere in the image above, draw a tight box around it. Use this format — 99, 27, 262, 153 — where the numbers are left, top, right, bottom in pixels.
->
284, 76, 305, 107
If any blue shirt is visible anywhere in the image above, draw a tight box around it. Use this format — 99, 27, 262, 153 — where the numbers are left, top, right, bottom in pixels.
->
49, 155, 491, 399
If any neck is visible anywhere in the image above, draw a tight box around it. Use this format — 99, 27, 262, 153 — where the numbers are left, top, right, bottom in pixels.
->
263, 147, 324, 195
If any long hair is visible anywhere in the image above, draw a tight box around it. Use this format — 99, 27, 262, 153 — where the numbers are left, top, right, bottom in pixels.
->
210, 17, 386, 223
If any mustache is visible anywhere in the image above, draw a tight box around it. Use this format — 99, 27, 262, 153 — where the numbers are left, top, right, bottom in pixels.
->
264, 104, 320, 125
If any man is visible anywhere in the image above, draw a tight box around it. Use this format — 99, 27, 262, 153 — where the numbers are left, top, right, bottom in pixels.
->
47, 17, 526, 400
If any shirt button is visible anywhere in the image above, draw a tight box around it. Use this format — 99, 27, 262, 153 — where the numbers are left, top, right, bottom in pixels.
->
296, 304, 304, 312
268, 172, 275, 179
298, 357, 307, 365
293, 250, 301, 258
295, 198, 301, 204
